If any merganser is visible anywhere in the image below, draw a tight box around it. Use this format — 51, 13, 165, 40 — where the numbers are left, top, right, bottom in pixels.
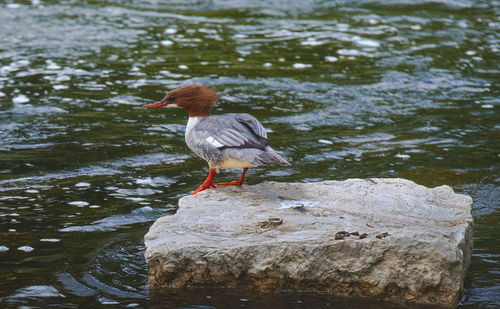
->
144, 85, 289, 195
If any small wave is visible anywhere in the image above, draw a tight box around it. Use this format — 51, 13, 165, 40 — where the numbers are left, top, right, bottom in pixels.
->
59, 207, 163, 232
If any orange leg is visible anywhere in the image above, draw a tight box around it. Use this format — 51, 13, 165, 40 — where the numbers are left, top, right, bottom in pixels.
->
217, 168, 248, 187
191, 168, 217, 195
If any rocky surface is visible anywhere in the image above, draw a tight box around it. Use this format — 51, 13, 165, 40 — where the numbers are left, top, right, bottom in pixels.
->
144, 178, 473, 308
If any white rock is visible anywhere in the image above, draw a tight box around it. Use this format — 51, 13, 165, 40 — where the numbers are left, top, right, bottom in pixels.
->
75, 182, 91, 187
0, 245, 9, 252
145, 179, 473, 308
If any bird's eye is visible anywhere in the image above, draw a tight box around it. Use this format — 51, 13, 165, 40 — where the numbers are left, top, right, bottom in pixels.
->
167, 96, 176, 102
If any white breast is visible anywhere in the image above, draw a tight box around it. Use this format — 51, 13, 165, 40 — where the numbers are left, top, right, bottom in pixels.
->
185, 117, 203, 137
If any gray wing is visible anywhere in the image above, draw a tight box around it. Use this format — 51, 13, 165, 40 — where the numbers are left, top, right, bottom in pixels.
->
194, 113, 269, 150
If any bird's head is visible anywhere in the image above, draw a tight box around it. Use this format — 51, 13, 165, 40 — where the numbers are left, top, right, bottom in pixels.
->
144, 85, 219, 117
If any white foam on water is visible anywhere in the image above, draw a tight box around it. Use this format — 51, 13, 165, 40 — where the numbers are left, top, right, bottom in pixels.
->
135, 176, 174, 187
159, 70, 186, 79
68, 201, 89, 207
355, 38, 380, 48
0, 245, 9, 252
293, 63, 312, 69
164, 28, 177, 34
161, 40, 174, 46
395, 154, 410, 159
337, 49, 363, 56
12, 94, 30, 104
53, 85, 68, 90
46, 60, 61, 70
56, 75, 71, 82
136, 178, 154, 185
18, 246, 34, 252
125, 197, 146, 202
301, 38, 325, 46
40, 238, 60, 242
198, 28, 218, 34
0, 196, 29, 201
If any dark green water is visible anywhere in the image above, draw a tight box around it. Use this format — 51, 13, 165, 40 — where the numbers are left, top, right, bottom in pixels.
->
0, 0, 498, 308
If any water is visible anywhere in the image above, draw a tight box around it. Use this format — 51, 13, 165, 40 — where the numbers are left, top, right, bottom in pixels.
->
0, 0, 498, 308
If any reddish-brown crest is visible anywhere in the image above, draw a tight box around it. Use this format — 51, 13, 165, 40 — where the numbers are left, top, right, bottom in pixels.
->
163, 85, 219, 117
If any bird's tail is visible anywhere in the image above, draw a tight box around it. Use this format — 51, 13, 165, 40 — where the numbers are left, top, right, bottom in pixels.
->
256, 146, 290, 165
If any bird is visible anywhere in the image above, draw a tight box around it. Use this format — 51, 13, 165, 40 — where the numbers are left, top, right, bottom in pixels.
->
144, 85, 289, 195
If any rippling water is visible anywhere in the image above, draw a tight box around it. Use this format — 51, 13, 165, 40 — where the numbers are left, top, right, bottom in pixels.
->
0, 0, 498, 308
